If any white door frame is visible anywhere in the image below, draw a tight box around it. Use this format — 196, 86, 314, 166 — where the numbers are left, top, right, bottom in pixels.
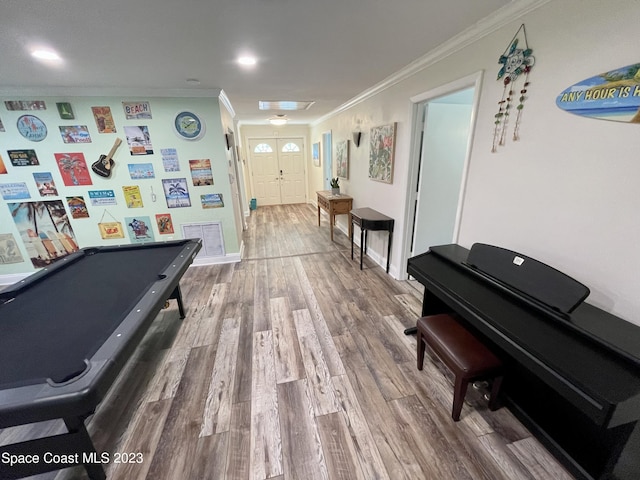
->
398, 71, 483, 280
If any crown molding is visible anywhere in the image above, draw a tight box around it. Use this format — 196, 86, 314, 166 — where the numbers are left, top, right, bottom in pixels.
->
0, 86, 223, 98
313, 0, 551, 126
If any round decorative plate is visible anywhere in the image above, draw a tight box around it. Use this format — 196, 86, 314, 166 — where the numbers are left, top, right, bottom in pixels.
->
17, 115, 47, 142
174, 111, 205, 140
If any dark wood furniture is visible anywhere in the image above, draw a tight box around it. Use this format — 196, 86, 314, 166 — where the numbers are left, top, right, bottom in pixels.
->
349, 207, 394, 272
316, 190, 353, 242
407, 243, 640, 480
0, 239, 201, 480
416, 314, 503, 421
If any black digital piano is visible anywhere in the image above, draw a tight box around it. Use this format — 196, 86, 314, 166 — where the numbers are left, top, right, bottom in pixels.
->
406, 243, 640, 480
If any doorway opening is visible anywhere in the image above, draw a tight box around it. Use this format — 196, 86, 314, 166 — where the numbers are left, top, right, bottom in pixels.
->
400, 72, 482, 277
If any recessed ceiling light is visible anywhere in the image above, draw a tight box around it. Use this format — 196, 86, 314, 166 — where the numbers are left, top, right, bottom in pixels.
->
186, 78, 201, 85
31, 49, 61, 61
238, 56, 257, 67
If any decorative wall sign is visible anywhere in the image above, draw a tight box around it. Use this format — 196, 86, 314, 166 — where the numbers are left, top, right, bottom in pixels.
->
161, 148, 180, 172
162, 178, 191, 208
0, 117, 5, 132
98, 210, 124, 239
59, 125, 91, 143
66, 196, 89, 218
0, 182, 30, 200
201, 193, 224, 208
492, 24, 535, 152
5, 100, 46, 111
56, 102, 74, 119
124, 125, 153, 155
8, 200, 79, 268
91, 106, 117, 133
556, 63, 640, 123
17, 115, 48, 142
122, 101, 152, 120
0, 233, 24, 265
122, 185, 143, 208
8, 150, 39, 166
54, 153, 92, 186
88, 190, 117, 206
33, 172, 58, 196
128, 163, 155, 179
155, 213, 174, 234
336, 140, 349, 179
369, 123, 397, 184
189, 159, 213, 186
125, 216, 155, 243
0, 155, 6, 174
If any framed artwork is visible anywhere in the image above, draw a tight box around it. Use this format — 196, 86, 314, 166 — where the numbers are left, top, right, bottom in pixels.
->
369, 123, 397, 184
335, 140, 349, 179
312, 142, 321, 167
56, 102, 74, 119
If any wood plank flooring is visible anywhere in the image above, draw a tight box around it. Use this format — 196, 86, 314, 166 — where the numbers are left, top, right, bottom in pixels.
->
0, 203, 574, 480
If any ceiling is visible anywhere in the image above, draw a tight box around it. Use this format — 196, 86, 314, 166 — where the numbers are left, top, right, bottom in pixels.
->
1, 0, 513, 125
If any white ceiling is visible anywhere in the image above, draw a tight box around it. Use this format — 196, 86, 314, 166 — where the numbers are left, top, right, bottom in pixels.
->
1, 0, 513, 124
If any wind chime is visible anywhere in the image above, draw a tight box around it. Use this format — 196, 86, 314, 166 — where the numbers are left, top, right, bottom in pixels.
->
492, 24, 535, 152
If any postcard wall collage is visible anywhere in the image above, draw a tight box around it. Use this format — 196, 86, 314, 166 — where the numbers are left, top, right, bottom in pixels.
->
0, 97, 233, 274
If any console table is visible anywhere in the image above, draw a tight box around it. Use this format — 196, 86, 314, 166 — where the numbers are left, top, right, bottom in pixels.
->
350, 207, 394, 272
316, 191, 353, 241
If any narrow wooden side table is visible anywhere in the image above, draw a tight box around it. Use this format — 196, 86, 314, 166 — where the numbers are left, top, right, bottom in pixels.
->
316, 190, 353, 241
350, 207, 394, 272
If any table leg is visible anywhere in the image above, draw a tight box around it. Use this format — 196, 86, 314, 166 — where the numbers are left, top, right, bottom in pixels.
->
317, 205, 320, 227
386, 230, 392, 273
330, 212, 334, 241
350, 220, 354, 260
360, 228, 364, 270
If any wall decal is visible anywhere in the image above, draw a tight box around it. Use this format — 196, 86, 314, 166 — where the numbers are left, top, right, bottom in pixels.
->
492, 24, 535, 152
556, 63, 640, 123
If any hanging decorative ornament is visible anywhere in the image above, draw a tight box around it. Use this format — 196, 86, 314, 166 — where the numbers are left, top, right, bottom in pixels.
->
492, 24, 535, 152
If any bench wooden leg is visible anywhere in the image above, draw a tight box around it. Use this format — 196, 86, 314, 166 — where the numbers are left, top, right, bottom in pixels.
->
417, 330, 426, 370
452, 376, 469, 421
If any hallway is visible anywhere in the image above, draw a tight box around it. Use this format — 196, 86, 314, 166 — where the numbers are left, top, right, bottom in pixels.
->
2, 204, 573, 479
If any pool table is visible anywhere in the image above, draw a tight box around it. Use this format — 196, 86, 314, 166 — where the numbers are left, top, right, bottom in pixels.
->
0, 239, 201, 480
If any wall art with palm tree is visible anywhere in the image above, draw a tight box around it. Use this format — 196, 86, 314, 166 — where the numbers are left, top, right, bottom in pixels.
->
8, 200, 79, 268
55, 152, 92, 186
162, 178, 191, 208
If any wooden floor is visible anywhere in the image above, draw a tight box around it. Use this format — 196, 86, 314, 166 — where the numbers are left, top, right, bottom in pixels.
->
2, 204, 574, 480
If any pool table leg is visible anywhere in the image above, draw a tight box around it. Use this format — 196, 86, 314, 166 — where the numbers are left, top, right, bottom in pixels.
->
169, 284, 186, 319
64, 417, 107, 480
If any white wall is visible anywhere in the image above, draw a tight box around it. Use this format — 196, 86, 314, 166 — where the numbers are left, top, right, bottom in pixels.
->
309, 0, 640, 325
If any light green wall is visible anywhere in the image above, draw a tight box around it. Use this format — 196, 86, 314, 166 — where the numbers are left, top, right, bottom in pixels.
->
0, 94, 239, 277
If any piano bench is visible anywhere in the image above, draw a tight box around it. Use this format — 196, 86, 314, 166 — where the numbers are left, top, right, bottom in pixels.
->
416, 314, 503, 421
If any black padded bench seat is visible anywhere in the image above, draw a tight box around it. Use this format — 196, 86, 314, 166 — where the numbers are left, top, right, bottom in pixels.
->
416, 314, 504, 421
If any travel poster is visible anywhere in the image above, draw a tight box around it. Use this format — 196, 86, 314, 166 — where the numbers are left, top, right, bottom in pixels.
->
0, 183, 30, 200
66, 196, 89, 219
0, 233, 24, 265
161, 148, 180, 172
92, 106, 117, 133
189, 159, 213, 186
155, 213, 174, 234
128, 163, 155, 179
162, 178, 191, 208
124, 125, 153, 155
55, 153, 92, 186
8, 200, 79, 268
122, 185, 143, 208
33, 172, 58, 196
59, 125, 91, 143
8, 149, 39, 166
125, 216, 155, 243
201, 193, 224, 208
0, 155, 7, 174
